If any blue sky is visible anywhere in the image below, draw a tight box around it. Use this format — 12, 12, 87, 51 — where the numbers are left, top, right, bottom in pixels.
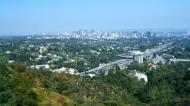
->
0, 0, 190, 35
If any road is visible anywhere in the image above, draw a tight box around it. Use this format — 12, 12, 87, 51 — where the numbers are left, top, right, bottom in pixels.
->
143, 43, 172, 58
81, 59, 133, 74
82, 42, 172, 75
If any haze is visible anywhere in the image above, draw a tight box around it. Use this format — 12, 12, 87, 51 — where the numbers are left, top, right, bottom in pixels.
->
0, 0, 190, 35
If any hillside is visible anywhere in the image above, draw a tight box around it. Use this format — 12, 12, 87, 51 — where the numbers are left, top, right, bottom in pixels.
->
0, 63, 190, 106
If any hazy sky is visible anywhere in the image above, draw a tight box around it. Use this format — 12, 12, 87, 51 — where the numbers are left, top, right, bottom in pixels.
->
0, 0, 190, 35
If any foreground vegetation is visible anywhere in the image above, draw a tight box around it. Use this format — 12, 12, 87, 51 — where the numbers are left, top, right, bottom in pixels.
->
0, 62, 190, 106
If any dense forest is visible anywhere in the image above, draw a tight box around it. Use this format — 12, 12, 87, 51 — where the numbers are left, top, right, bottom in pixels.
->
0, 62, 190, 106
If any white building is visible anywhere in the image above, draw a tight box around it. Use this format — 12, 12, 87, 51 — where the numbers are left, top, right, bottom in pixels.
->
129, 70, 148, 83
30, 64, 50, 69
133, 72, 148, 82
53, 67, 78, 75
133, 51, 143, 64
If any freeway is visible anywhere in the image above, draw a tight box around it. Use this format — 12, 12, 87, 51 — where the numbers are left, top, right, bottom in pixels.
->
82, 59, 133, 74
170, 58, 190, 62
83, 42, 172, 75
143, 43, 172, 59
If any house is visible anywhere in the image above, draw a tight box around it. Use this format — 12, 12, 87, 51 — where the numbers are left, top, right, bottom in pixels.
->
148, 63, 157, 70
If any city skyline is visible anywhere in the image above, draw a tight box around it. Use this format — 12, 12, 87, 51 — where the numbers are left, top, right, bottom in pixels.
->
0, 0, 190, 35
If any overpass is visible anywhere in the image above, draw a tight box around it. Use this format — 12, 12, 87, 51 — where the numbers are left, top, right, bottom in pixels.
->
81, 59, 133, 75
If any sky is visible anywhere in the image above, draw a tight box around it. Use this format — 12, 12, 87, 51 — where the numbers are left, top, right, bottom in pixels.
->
0, 0, 190, 35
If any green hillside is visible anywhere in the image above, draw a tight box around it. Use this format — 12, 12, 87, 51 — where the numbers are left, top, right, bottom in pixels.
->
0, 63, 190, 106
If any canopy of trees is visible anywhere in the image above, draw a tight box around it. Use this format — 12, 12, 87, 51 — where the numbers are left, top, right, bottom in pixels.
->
0, 62, 189, 106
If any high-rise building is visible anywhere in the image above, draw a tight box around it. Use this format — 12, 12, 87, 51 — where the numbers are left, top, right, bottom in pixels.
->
133, 51, 143, 64
145, 31, 151, 38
